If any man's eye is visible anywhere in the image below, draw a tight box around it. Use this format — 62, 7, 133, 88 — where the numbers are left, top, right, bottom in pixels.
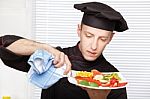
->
86, 34, 92, 37
101, 38, 107, 41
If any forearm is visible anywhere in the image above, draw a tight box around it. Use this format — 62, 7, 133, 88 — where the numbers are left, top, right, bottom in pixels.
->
6, 39, 54, 55
88, 90, 109, 99
1, 35, 71, 73
0, 35, 32, 72
84, 88, 111, 99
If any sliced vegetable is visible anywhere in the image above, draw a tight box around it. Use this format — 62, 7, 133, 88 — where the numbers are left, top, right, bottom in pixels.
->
102, 73, 121, 81
118, 82, 128, 87
93, 75, 103, 81
111, 73, 121, 80
76, 71, 93, 78
99, 79, 108, 84
74, 69, 127, 88
75, 77, 101, 86
110, 78, 118, 85
89, 82, 99, 87
91, 69, 102, 76
101, 82, 110, 87
79, 80, 89, 86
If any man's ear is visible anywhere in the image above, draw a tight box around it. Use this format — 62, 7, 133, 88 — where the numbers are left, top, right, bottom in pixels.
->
107, 32, 115, 44
77, 24, 81, 37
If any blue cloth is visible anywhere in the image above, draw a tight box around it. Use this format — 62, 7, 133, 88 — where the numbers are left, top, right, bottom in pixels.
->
27, 49, 66, 89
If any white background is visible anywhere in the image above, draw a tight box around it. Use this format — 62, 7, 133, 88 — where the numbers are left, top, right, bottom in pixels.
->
0, 0, 33, 99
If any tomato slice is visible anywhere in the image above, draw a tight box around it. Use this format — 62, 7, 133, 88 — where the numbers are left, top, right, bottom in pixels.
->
110, 78, 118, 84
91, 69, 102, 76
118, 82, 128, 87
101, 82, 110, 87
75, 77, 101, 86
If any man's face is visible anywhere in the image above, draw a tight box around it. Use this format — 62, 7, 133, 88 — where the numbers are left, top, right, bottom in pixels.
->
77, 24, 114, 61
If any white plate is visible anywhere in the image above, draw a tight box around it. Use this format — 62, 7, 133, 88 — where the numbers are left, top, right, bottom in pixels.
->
68, 70, 128, 90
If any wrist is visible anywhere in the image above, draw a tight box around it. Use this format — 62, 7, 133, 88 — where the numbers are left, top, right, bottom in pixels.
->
42, 43, 54, 54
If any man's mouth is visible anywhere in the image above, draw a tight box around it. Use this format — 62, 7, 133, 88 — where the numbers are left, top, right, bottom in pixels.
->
87, 51, 97, 56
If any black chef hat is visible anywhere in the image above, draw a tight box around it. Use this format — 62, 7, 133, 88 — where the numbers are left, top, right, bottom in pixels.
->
74, 2, 128, 32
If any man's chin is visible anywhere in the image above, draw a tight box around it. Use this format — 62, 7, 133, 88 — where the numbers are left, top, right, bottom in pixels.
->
84, 56, 97, 61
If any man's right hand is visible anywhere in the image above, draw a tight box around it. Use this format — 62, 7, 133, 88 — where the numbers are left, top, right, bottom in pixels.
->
49, 47, 72, 75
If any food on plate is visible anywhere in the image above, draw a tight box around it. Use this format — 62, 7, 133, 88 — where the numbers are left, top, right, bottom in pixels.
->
74, 69, 127, 88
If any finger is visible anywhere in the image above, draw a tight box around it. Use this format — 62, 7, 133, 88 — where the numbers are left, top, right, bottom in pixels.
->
63, 55, 72, 75
54, 52, 65, 68
53, 53, 60, 65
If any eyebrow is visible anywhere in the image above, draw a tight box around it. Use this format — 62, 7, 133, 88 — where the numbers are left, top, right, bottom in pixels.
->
85, 31, 93, 35
100, 36, 108, 38
84, 31, 110, 38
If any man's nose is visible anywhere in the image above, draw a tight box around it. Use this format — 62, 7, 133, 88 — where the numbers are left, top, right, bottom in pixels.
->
91, 38, 98, 50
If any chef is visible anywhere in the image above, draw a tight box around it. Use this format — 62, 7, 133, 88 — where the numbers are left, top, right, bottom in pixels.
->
0, 2, 128, 99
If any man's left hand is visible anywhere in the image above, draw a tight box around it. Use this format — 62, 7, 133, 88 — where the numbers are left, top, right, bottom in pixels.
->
82, 87, 111, 99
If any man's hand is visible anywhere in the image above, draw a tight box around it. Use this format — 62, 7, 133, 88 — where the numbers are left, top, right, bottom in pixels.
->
82, 87, 111, 99
50, 47, 71, 75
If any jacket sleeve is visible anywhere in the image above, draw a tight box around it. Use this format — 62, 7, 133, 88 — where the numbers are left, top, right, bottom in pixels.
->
0, 35, 30, 72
